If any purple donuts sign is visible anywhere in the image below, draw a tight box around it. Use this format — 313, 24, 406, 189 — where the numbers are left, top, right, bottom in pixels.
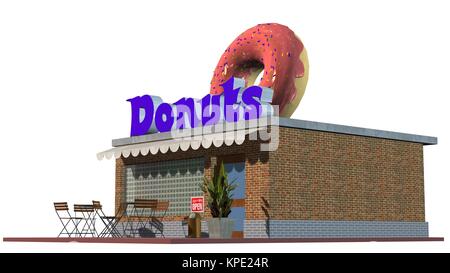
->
127, 77, 274, 136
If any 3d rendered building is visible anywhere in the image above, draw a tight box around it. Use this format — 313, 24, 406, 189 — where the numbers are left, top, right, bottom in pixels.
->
97, 118, 437, 239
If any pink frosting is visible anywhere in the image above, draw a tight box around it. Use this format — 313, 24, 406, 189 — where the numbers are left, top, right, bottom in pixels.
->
210, 23, 305, 114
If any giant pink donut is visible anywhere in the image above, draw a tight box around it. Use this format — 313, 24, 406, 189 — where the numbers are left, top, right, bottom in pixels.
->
210, 23, 309, 117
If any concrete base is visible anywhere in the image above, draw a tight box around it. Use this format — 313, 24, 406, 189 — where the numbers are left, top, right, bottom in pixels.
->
245, 220, 430, 238
103, 220, 430, 238
2, 237, 443, 244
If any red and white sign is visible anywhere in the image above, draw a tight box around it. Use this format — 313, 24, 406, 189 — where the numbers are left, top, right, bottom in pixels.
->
191, 196, 204, 213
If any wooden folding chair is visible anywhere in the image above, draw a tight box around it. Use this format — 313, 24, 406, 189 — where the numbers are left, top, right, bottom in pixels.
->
74, 204, 97, 237
150, 200, 170, 238
53, 202, 82, 237
128, 199, 157, 237
92, 200, 125, 237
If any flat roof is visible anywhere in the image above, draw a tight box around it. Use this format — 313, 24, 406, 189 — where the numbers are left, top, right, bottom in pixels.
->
278, 118, 437, 146
112, 117, 437, 147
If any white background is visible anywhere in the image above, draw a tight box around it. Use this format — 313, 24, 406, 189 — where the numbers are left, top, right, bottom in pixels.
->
0, 0, 449, 252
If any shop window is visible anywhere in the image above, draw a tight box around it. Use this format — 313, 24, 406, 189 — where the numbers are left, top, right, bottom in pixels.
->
124, 157, 204, 216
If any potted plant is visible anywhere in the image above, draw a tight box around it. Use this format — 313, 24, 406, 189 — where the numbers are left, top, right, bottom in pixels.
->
200, 161, 236, 238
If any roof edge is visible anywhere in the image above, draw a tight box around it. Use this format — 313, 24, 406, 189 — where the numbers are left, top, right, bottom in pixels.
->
112, 117, 438, 147
279, 118, 437, 145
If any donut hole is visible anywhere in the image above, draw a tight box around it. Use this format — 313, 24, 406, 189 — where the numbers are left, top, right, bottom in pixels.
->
235, 60, 264, 87
254, 70, 265, 85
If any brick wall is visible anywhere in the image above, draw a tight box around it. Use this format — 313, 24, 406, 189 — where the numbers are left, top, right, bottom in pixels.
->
115, 126, 426, 224
268, 127, 425, 222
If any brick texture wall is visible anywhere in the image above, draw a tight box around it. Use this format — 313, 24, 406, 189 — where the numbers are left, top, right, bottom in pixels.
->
268, 127, 425, 222
115, 126, 425, 223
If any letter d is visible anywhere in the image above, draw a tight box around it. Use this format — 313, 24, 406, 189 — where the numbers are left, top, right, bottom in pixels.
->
127, 95, 154, 136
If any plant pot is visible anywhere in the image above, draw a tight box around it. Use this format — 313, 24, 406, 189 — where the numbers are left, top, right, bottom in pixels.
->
207, 218, 234, 239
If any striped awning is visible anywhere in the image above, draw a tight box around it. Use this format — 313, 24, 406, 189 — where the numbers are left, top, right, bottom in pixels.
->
96, 128, 259, 160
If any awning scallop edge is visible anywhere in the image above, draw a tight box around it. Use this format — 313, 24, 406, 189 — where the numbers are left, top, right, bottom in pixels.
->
96, 128, 257, 160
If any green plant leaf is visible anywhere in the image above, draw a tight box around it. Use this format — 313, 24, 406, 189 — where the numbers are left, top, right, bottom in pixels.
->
199, 161, 236, 218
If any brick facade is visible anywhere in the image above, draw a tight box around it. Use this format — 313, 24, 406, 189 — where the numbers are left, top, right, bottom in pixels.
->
268, 127, 425, 222
115, 125, 426, 235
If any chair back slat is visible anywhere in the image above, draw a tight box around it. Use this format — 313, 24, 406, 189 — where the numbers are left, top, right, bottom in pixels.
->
54, 202, 69, 211
74, 204, 94, 212
134, 199, 157, 209
92, 200, 102, 210
155, 200, 170, 211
